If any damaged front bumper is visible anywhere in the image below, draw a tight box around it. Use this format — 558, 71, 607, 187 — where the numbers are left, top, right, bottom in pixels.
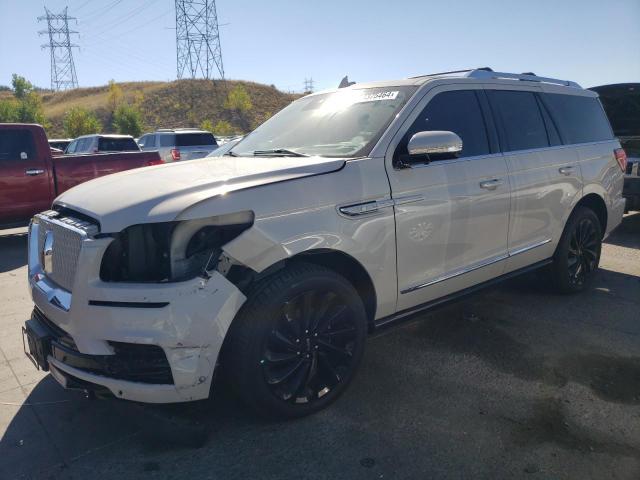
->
26, 218, 246, 403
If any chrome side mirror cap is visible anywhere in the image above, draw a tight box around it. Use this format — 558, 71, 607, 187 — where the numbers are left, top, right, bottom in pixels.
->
407, 131, 462, 157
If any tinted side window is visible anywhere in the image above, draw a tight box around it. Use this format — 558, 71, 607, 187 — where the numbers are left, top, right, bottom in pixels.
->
0, 130, 35, 161
98, 137, 139, 151
488, 90, 549, 151
400, 90, 490, 158
145, 135, 156, 148
543, 93, 613, 144
65, 140, 77, 153
77, 138, 93, 152
159, 134, 175, 147
176, 133, 217, 147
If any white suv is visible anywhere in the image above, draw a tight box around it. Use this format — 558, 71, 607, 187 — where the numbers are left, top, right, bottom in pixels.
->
24, 68, 626, 418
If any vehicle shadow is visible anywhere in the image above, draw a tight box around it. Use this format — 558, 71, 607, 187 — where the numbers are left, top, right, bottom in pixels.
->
604, 211, 640, 249
0, 232, 28, 273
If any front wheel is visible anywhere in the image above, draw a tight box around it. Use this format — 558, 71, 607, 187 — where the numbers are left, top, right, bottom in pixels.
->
224, 262, 367, 418
549, 206, 602, 293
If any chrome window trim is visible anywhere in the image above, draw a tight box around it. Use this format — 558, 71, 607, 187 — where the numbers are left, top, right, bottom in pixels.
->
401, 238, 551, 294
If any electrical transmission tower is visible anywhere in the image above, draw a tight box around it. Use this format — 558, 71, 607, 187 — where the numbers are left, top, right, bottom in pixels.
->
175, 0, 225, 80
304, 78, 314, 93
38, 7, 79, 91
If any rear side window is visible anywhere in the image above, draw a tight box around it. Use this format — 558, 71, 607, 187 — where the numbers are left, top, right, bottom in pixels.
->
98, 137, 139, 151
0, 130, 35, 161
542, 94, 613, 144
400, 90, 490, 158
176, 133, 217, 147
488, 90, 549, 152
159, 134, 176, 147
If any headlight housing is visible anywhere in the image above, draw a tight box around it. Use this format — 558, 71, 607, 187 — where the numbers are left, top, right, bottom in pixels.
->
100, 212, 253, 283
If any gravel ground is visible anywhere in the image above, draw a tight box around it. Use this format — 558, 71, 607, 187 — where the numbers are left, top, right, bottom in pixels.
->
1, 213, 639, 480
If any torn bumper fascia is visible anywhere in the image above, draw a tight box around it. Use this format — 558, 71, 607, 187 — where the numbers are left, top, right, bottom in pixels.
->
30, 235, 246, 404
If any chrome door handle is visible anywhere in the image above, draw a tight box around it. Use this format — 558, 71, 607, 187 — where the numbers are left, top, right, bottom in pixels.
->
558, 166, 575, 176
479, 179, 503, 190
25, 169, 45, 176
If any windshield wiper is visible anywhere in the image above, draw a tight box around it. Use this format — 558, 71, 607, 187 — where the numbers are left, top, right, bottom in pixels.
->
252, 148, 308, 157
223, 150, 239, 157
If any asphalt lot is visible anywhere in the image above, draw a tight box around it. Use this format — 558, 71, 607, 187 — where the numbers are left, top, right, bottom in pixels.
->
1, 214, 639, 480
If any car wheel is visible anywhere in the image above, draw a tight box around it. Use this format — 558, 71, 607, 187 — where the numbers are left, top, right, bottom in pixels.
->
550, 206, 602, 293
224, 262, 367, 418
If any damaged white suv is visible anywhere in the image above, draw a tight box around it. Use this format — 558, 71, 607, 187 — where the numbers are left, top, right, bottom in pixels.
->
24, 68, 626, 418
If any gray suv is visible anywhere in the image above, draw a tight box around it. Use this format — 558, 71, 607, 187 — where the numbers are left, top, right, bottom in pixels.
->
138, 128, 218, 162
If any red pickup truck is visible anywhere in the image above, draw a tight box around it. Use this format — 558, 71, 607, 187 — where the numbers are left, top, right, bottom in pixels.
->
0, 123, 162, 228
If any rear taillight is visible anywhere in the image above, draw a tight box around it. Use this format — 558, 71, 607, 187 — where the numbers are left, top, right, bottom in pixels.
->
614, 148, 627, 172
170, 148, 181, 161
147, 158, 164, 166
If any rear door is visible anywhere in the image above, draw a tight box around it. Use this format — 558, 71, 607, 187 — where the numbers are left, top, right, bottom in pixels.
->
486, 88, 581, 271
386, 86, 511, 311
0, 128, 52, 225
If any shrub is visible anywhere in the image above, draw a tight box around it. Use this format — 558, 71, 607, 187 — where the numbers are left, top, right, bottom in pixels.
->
113, 104, 143, 137
63, 107, 102, 137
213, 120, 235, 136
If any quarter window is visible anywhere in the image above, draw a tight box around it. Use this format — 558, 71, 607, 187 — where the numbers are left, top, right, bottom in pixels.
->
400, 90, 490, 158
488, 90, 549, 152
542, 93, 613, 144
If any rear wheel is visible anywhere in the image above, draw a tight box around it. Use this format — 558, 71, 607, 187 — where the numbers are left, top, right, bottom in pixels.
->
224, 262, 367, 418
549, 207, 602, 293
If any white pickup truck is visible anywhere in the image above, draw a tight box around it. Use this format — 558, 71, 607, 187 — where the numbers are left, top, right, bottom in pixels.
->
24, 68, 625, 419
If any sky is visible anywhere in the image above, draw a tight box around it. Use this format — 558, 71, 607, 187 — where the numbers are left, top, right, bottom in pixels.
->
0, 0, 639, 93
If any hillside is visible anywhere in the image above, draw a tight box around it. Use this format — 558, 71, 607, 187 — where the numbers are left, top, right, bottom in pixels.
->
34, 79, 299, 137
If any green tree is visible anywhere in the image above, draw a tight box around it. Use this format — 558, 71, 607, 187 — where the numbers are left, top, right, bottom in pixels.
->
113, 103, 143, 137
11, 74, 34, 100
213, 120, 235, 136
224, 85, 253, 113
17, 92, 48, 125
200, 119, 214, 133
106, 79, 123, 115
0, 98, 19, 122
63, 107, 102, 138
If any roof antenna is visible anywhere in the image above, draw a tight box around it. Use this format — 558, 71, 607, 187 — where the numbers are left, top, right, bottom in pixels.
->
338, 76, 356, 88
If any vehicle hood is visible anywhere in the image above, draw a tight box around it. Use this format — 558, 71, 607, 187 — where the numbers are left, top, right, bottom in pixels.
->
55, 155, 345, 232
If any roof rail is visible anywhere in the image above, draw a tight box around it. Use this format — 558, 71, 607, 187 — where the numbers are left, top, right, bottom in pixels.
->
409, 67, 493, 79
466, 69, 581, 88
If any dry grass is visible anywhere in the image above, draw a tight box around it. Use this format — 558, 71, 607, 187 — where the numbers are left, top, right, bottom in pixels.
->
38, 79, 299, 136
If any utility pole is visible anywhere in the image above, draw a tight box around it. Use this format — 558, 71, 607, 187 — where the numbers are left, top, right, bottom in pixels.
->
175, 0, 225, 81
304, 78, 314, 93
38, 7, 79, 91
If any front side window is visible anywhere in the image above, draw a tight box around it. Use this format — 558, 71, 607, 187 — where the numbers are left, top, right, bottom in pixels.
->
488, 90, 549, 152
159, 134, 175, 147
397, 90, 490, 158
65, 140, 77, 154
0, 130, 35, 161
543, 93, 614, 144
231, 86, 417, 158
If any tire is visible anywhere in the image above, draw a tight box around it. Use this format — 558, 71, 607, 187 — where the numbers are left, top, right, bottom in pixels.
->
223, 262, 367, 418
549, 206, 602, 294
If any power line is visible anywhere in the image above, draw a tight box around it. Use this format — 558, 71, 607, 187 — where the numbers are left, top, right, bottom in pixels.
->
38, 7, 79, 91
175, 0, 225, 81
304, 77, 314, 93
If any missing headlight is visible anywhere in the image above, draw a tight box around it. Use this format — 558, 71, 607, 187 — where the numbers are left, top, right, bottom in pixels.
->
100, 212, 253, 283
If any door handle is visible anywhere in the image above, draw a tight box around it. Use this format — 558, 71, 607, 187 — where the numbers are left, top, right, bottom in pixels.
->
479, 179, 503, 190
558, 166, 575, 176
25, 169, 45, 176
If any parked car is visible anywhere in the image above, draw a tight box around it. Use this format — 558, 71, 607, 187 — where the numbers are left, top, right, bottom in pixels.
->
48, 138, 72, 151
138, 128, 218, 162
0, 123, 162, 228
23, 69, 625, 419
65, 134, 140, 154
590, 83, 640, 211
205, 136, 243, 157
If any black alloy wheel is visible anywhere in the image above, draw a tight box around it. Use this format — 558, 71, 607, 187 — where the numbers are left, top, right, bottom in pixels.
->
567, 217, 600, 288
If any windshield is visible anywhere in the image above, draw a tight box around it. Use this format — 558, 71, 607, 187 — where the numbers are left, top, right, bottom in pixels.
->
231, 86, 416, 157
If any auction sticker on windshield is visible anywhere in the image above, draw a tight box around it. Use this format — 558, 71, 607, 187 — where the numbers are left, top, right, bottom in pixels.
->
358, 91, 399, 102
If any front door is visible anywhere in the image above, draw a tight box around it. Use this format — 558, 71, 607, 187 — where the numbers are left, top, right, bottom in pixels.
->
385, 86, 511, 312
0, 128, 52, 225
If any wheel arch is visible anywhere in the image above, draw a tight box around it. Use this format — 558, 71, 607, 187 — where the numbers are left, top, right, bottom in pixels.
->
574, 193, 608, 237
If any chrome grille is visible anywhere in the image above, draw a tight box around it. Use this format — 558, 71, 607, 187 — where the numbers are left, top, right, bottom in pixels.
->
36, 212, 98, 292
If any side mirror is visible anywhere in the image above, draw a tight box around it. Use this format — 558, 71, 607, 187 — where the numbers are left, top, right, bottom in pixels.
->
407, 131, 462, 159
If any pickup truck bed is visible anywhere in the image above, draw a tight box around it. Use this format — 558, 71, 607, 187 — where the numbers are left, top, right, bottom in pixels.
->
0, 123, 162, 228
